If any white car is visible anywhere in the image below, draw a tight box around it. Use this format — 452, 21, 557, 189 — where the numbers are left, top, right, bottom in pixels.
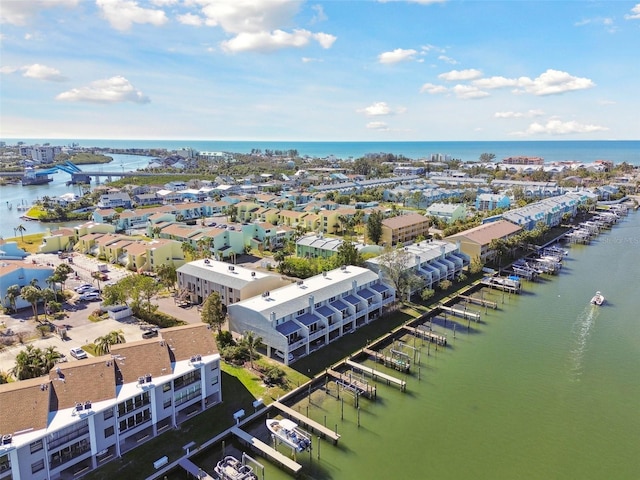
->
74, 284, 93, 293
70, 347, 88, 360
275, 350, 294, 362
79, 292, 101, 302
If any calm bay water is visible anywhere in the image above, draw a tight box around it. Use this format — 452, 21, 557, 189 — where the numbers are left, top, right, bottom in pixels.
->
218, 211, 639, 480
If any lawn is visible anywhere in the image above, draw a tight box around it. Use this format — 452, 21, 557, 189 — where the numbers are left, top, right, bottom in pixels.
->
5, 232, 45, 253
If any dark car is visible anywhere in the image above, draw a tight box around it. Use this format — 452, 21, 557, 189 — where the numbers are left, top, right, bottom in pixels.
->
142, 329, 159, 339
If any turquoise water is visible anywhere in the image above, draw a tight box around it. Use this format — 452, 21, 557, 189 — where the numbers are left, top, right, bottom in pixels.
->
4, 139, 640, 164
231, 211, 640, 479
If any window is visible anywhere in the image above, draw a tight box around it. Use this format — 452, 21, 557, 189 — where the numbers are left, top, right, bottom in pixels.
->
163, 398, 172, 409
104, 426, 114, 438
162, 382, 171, 393
103, 408, 114, 420
211, 375, 219, 386
31, 459, 45, 474
30, 439, 43, 453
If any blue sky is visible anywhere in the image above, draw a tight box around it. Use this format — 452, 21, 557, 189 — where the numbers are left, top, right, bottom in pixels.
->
1, 0, 639, 141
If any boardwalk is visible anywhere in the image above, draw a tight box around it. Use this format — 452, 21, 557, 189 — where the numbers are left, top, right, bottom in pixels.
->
230, 427, 302, 474
403, 325, 447, 346
272, 401, 341, 444
345, 360, 407, 391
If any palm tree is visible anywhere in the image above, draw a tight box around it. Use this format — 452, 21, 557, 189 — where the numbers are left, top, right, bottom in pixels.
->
16, 224, 26, 242
41, 288, 57, 320
0, 370, 11, 384
20, 285, 43, 323
94, 330, 126, 355
12, 345, 60, 380
5, 284, 21, 312
242, 330, 263, 369
151, 226, 162, 238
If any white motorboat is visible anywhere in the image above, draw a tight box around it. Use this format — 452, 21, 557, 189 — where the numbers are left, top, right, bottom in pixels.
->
266, 418, 311, 452
214, 455, 257, 480
590, 291, 605, 306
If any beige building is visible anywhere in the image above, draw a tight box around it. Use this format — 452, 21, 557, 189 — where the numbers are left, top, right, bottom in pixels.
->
176, 259, 291, 307
381, 213, 430, 246
445, 220, 522, 262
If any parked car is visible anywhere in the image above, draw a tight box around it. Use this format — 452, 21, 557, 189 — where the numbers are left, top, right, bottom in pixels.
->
74, 284, 93, 293
275, 350, 294, 362
79, 292, 101, 302
142, 329, 159, 339
70, 347, 88, 360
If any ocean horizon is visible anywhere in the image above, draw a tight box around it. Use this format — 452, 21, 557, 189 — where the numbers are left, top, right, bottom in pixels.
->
3, 139, 640, 165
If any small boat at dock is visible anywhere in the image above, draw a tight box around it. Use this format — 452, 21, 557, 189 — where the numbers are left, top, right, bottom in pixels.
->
590, 291, 605, 306
214, 455, 257, 480
266, 418, 312, 452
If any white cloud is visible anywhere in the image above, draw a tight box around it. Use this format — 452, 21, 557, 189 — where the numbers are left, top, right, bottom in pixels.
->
419, 82, 447, 94
96, 0, 168, 31
310, 4, 328, 24
150, 0, 177, 5
438, 55, 457, 65
0, 0, 78, 26
22, 64, 68, 82
359, 102, 392, 116
494, 109, 544, 119
188, 0, 335, 53
221, 29, 335, 53
1, 64, 68, 81
56, 76, 150, 104
301, 57, 322, 63
452, 84, 489, 99
439, 69, 483, 81
624, 4, 640, 20
177, 13, 204, 27
366, 121, 389, 131
511, 119, 609, 136
378, 48, 418, 64
472, 76, 519, 89
473, 69, 595, 96
515, 69, 595, 96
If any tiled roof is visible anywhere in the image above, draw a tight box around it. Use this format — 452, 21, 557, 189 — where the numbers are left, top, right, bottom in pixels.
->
382, 213, 428, 229
0, 377, 50, 435
49, 357, 116, 411
161, 324, 217, 362
111, 340, 173, 385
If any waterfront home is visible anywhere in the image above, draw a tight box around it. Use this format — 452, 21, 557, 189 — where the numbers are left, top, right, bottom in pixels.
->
381, 213, 430, 246
97, 192, 132, 209
0, 260, 54, 310
445, 220, 522, 263
0, 241, 28, 261
133, 193, 160, 206
366, 240, 469, 295
227, 265, 395, 365
425, 202, 467, 224
475, 193, 511, 212
500, 192, 587, 231
177, 258, 291, 307
36, 228, 76, 254
0, 324, 221, 480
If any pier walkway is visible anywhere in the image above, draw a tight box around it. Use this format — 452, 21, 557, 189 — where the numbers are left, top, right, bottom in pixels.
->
272, 402, 341, 444
326, 369, 377, 399
178, 458, 214, 479
360, 347, 411, 372
439, 305, 482, 321
457, 294, 498, 309
345, 360, 407, 392
403, 325, 447, 346
230, 427, 302, 475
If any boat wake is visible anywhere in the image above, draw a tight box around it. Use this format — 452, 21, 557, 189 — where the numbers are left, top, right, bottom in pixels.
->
568, 305, 599, 381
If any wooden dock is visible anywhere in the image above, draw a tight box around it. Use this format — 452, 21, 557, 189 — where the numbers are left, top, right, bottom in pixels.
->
480, 276, 521, 293
178, 458, 215, 479
439, 304, 482, 321
230, 427, 302, 475
458, 294, 498, 309
360, 347, 410, 372
326, 368, 377, 399
272, 401, 341, 444
345, 360, 407, 392
403, 325, 447, 346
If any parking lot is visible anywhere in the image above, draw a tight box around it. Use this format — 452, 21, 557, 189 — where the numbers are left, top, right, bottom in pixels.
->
0, 253, 205, 373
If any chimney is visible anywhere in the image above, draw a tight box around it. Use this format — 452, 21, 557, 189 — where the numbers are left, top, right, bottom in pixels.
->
308, 295, 315, 314
440, 244, 446, 259
270, 311, 276, 323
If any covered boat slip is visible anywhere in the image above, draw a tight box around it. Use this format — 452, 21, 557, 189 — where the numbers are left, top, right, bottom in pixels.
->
271, 401, 341, 444
345, 359, 407, 391
230, 426, 302, 474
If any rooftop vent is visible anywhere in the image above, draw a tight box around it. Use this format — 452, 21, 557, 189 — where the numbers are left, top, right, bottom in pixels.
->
204, 259, 210, 264
229, 265, 235, 271
297, 280, 304, 286
251, 271, 256, 277
262, 291, 270, 298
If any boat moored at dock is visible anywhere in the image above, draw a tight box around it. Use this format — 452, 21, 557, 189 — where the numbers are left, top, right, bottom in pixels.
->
214, 455, 257, 480
266, 418, 312, 452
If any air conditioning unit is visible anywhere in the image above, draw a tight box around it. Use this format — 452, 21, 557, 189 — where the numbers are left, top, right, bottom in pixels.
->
1, 434, 12, 445
75, 403, 83, 412
84, 401, 92, 410
297, 280, 304, 286
145, 374, 152, 383
138, 377, 145, 385
251, 272, 256, 277
229, 265, 235, 271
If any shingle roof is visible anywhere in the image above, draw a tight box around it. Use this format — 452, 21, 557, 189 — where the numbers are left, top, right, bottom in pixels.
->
49, 356, 117, 411
161, 324, 217, 362
111, 339, 173, 385
382, 213, 428, 229
0, 377, 50, 435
